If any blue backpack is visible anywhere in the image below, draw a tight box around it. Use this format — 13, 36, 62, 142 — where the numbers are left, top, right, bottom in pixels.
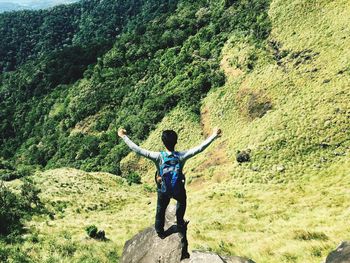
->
159, 151, 184, 196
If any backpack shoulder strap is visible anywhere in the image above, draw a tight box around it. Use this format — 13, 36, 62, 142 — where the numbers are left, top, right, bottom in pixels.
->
160, 151, 167, 161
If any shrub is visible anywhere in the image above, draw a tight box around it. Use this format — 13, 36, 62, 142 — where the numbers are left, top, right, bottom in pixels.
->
0, 182, 24, 236
0, 179, 43, 236
85, 225, 98, 238
20, 178, 42, 209
126, 172, 142, 185
0, 170, 19, 181
293, 230, 328, 241
0, 164, 35, 181
0, 244, 31, 263
143, 183, 156, 193
85, 225, 105, 240
0, 245, 10, 262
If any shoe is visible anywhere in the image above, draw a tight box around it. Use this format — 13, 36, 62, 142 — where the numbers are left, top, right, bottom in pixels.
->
181, 251, 190, 260
177, 220, 189, 232
156, 229, 166, 239
157, 232, 166, 239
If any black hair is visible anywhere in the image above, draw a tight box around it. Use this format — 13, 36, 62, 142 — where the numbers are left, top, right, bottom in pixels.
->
161, 130, 178, 151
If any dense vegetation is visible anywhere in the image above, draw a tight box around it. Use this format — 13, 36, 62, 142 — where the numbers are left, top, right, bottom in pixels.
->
1, 0, 349, 262
0, 179, 43, 236
0, 0, 271, 175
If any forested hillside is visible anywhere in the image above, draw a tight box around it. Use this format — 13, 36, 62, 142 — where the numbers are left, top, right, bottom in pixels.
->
0, 0, 270, 176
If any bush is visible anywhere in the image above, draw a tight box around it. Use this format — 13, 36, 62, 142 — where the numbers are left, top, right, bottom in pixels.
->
0, 179, 43, 236
0, 243, 31, 263
125, 172, 141, 185
85, 225, 98, 238
143, 183, 156, 193
293, 230, 328, 241
0, 170, 19, 181
0, 245, 10, 262
20, 178, 42, 209
0, 164, 35, 181
85, 225, 105, 240
0, 183, 24, 236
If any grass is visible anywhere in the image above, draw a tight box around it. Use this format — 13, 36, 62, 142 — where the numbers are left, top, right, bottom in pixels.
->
4, 168, 156, 262
3, 159, 349, 262
118, 0, 350, 261
2, 0, 350, 262
186, 158, 350, 262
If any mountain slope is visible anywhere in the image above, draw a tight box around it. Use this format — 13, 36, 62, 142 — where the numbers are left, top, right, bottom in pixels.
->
0, 0, 270, 175
121, 0, 350, 261
1, 0, 349, 262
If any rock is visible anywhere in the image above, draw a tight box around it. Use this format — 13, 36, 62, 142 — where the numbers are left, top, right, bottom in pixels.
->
236, 150, 251, 163
334, 151, 345, 156
251, 166, 259, 172
121, 205, 189, 263
121, 205, 256, 263
96, 230, 105, 240
319, 143, 330, 149
324, 241, 350, 263
181, 251, 255, 263
276, 164, 285, 172
320, 156, 328, 162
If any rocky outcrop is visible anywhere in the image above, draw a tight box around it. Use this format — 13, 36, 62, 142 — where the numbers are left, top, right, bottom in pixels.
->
121, 205, 255, 263
120, 205, 188, 263
325, 241, 350, 263
181, 251, 255, 263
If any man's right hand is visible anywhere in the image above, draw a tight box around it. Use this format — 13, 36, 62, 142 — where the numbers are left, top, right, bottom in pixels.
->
118, 128, 127, 138
213, 127, 222, 137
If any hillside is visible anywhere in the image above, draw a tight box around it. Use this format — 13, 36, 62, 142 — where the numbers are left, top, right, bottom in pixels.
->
1, 0, 350, 262
1, 0, 268, 175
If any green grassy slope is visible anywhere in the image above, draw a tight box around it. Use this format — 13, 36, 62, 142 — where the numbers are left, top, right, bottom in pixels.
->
121, 0, 350, 262
4, 168, 155, 262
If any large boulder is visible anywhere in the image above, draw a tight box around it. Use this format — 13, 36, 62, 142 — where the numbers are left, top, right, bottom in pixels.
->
325, 241, 350, 263
121, 205, 255, 263
121, 205, 188, 263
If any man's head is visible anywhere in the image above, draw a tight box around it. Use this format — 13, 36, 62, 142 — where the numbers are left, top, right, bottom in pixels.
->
162, 130, 178, 151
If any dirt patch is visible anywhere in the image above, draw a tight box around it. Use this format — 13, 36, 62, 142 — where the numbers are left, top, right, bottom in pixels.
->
220, 54, 243, 79
200, 106, 212, 137
235, 88, 272, 119
71, 112, 101, 135
194, 141, 230, 173
188, 176, 207, 190
199, 104, 230, 172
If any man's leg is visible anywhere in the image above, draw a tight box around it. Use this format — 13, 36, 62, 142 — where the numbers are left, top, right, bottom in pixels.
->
174, 189, 189, 259
174, 189, 187, 227
155, 191, 170, 235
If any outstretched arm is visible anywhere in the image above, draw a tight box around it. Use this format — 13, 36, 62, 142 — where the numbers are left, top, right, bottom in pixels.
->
118, 128, 159, 161
181, 127, 222, 161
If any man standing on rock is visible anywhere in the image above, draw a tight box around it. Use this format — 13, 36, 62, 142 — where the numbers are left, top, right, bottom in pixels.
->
118, 127, 221, 238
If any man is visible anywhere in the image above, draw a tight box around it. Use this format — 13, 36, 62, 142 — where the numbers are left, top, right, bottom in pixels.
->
118, 127, 221, 238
